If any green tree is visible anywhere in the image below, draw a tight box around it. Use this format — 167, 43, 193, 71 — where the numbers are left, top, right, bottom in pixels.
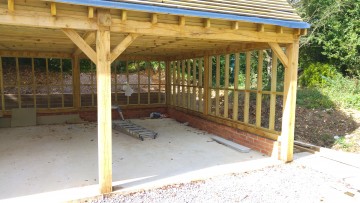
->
290, 0, 360, 75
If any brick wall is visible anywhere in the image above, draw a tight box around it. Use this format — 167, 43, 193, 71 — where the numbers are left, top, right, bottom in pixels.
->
167, 108, 280, 156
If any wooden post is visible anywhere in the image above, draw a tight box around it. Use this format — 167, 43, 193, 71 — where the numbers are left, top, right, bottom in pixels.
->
233, 53, 240, 121
97, 9, 112, 194
46, 58, 50, 108
72, 55, 81, 109
280, 40, 299, 162
256, 50, 263, 127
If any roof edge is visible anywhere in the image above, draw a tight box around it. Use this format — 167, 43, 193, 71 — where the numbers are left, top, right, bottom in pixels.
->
52, 0, 311, 29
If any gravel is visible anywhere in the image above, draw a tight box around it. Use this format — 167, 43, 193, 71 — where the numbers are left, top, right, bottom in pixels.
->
89, 158, 359, 203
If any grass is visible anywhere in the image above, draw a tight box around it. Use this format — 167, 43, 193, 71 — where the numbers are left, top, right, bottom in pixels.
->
297, 75, 360, 110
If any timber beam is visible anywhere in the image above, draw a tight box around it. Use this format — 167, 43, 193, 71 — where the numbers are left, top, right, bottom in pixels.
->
111, 20, 296, 43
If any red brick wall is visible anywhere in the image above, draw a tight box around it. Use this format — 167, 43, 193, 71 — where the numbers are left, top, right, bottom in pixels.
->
167, 108, 278, 156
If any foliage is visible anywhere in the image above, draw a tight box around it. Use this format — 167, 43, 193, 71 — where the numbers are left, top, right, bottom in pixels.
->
289, 0, 360, 76
299, 63, 337, 87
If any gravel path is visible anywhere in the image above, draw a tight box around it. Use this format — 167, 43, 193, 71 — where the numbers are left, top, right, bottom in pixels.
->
89, 153, 360, 203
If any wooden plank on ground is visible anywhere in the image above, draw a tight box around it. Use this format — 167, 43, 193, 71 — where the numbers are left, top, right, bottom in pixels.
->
212, 136, 251, 153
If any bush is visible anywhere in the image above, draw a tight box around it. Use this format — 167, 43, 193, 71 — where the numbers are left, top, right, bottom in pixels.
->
299, 63, 337, 87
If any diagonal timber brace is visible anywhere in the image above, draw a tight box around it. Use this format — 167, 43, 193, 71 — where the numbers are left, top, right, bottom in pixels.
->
268, 42, 289, 69
62, 28, 97, 63
73, 31, 96, 56
110, 33, 139, 63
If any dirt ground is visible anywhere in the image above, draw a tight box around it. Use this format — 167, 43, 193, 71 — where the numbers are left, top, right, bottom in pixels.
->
295, 107, 360, 153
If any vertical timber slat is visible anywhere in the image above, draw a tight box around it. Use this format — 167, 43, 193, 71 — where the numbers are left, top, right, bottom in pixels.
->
203, 56, 209, 115
187, 60, 191, 109
215, 55, 220, 116
16, 57, 21, 108
31, 58, 36, 108
172, 61, 176, 105
91, 62, 95, 106
97, 9, 112, 194
177, 60, 181, 106
60, 59, 65, 108
244, 52, 251, 123
165, 61, 171, 105
181, 60, 186, 107
72, 56, 81, 108
233, 53, 240, 121
207, 56, 212, 114
147, 62, 151, 105
137, 62, 140, 104
0, 57, 4, 113
46, 58, 50, 108
198, 58, 203, 112
269, 53, 278, 130
224, 54, 229, 118
158, 61, 161, 104
256, 50, 263, 127
192, 58, 197, 111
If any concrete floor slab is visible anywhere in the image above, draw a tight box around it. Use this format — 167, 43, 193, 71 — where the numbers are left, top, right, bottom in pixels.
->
0, 118, 277, 202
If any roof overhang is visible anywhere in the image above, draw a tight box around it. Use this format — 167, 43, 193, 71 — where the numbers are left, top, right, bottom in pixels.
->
49, 0, 310, 29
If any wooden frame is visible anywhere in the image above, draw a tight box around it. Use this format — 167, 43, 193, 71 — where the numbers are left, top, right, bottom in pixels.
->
0, 0, 304, 194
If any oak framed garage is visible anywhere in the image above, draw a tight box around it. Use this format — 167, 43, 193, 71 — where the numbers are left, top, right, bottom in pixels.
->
0, 0, 309, 194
